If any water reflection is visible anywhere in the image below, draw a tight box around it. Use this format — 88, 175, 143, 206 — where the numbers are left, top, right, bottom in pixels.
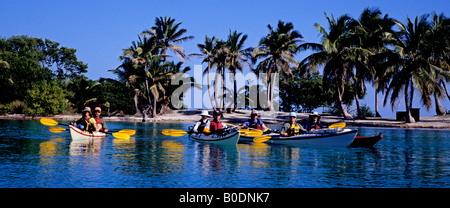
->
1, 120, 450, 187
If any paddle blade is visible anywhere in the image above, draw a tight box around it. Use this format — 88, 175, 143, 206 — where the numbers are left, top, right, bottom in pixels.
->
40, 118, 59, 126
112, 132, 130, 139
169, 132, 187, 137
253, 136, 271, 143
49, 127, 66, 133
118, 129, 136, 136
328, 122, 346, 129
162, 129, 187, 137
245, 130, 263, 137
225, 123, 239, 128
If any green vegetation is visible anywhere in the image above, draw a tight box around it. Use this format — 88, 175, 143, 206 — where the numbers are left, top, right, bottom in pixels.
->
1, 9, 449, 123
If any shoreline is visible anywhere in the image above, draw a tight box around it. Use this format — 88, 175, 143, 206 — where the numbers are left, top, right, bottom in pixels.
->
1, 110, 449, 129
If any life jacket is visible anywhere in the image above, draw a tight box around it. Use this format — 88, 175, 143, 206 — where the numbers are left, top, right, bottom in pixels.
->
94, 117, 103, 131
76, 118, 94, 131
197, 119, 209, 133
288, 123, 302, 136
311, 123, 321, 130
247, 119, 262, 130
209, 120, 223, 133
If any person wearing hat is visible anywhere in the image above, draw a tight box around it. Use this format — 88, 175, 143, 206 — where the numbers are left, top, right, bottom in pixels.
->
304, 111, 323, 131
242, 110, 268, 131
93, 107, 108, 133
74, 107, 99, 132
205, 110, 227, 134
280, 112, 305, 136
192, 110, 211, 134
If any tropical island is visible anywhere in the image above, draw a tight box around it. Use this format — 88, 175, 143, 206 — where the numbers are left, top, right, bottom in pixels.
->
1, 8, 449, 129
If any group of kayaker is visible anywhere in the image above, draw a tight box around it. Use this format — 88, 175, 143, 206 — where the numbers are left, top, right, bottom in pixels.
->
71, 105, 323, 138
71, 107, 108, 133
192, 110, 324, 137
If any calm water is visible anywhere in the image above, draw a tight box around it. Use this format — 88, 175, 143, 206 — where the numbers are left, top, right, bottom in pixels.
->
0, 119, 449, 188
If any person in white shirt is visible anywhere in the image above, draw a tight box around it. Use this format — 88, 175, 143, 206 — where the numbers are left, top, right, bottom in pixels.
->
192, 110, 211, 134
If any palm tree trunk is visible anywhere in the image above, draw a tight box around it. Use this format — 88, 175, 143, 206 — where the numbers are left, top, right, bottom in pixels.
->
152, 91, 157, 118
207, 63, 216, 110
404, 81, 415, 123
337, 80, 353, 119
222, 67, 226, 111
214, 71, 220, 109
434, 93, 446, 115
354, 81, 363, 119
134, 93, 140, 115
375, 90, 381, 117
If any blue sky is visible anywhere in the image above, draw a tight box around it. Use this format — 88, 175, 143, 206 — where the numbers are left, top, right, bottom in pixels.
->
1, 0, 449, 117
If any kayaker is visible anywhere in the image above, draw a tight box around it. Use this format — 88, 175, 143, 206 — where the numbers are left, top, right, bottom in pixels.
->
241, 110, 268, 131
74, 107, 99, 132
93, 107, 108, 133
192, 110, 211, 134
304, 111, 324, 131
280, 112, 305, 136
205, 110, 227, 134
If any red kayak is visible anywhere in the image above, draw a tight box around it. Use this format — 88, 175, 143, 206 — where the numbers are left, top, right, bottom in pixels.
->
349, 133, 382, 147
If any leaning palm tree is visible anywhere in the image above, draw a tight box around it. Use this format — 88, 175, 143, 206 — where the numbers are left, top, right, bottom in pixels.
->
427, 12, 450, 115
253, 20, 303, 111
300, 13, 356, 119
142, 16, 194, 63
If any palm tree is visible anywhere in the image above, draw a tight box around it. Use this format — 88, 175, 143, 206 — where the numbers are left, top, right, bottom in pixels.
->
300, 13, 356, 119
142, 16, 194, 63
194, 35, 218, 110
351, 8, 397, 118
385, 15, 444, 123
427, 12, 450, 115
118, 35, 162, 121
223, 30, 252, 112
253, 20, 303, 111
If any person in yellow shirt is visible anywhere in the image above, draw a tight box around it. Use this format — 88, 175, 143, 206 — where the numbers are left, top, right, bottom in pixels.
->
280, 112, 306, 136
74, 107, 99, 132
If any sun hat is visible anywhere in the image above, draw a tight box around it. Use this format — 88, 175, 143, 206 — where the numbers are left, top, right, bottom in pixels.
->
82, 107, 92, 114
288, 112, 297, 118
200, 110, 210, 117
310, 111, 320, 117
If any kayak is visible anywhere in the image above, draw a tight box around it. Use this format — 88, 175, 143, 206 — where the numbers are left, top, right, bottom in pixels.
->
349, 133, 382, 147
188, 127, 240, 145
69, 125, 107, 140
241, 129, 357, 147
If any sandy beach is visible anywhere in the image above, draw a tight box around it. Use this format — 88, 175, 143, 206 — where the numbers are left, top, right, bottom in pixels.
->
1, 110, 449, 129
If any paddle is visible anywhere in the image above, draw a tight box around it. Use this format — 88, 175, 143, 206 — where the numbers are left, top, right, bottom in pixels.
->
328, 122, 346, 129
49, 126, 135, 135
49, 126, 131, 139
253, 135, 271, 143
42, 118, 135, 139
162, 129, 187, 137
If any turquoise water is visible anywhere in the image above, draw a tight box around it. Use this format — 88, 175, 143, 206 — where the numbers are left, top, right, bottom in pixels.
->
0, 119, 449, 188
